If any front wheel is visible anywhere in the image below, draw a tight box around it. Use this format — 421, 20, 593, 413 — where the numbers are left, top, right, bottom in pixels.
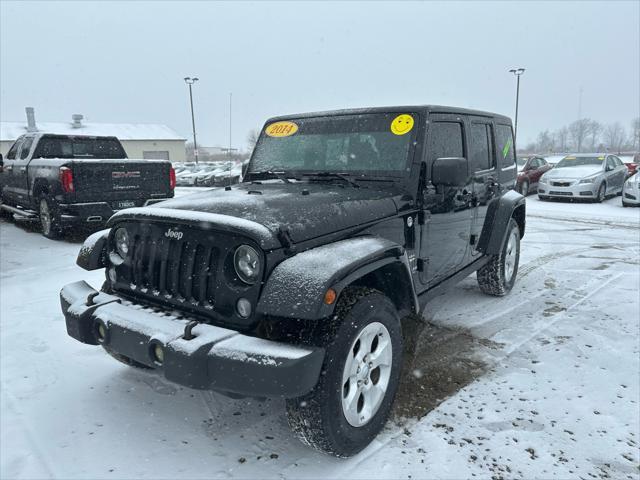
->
286, 289, 403, 457
39, 195, 63, 239
595, 183, 606, 203
477, 218, 520, 296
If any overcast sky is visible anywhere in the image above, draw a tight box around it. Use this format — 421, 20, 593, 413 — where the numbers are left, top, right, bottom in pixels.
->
1, 1, 638, 149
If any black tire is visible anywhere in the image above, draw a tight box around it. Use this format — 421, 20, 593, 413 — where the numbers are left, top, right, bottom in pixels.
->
38, 194, 63, 239
538, 195, 548, 201
285, 288, 403, 457
595, 183, 606, 203
477, 218, 520, 296
0, 194, 12, 220
520, 179, 529, 196
102, 346, 152, 370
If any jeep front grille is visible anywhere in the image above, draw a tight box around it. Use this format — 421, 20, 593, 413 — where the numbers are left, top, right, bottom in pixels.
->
128, 233, 219, 308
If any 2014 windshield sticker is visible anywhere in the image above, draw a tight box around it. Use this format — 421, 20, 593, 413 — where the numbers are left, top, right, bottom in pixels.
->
390, 114, 414, 135
265, 121, 299, 137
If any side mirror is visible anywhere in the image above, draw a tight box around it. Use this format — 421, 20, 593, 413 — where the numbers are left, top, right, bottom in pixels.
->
432, 157, 468, 187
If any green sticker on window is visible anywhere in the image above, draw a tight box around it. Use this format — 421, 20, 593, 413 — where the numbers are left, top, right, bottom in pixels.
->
502, 137, 512, 158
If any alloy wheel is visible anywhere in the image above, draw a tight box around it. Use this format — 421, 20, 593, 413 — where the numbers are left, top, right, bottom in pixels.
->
341, 322, 392, 427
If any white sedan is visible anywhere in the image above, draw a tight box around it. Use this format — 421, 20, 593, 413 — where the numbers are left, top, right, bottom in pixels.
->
538, 153, 628, 202
622, 173, 640, 207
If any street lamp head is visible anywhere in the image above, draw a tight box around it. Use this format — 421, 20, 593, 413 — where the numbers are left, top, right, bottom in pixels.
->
184, 76, 199, 84
509, 68, 526, 76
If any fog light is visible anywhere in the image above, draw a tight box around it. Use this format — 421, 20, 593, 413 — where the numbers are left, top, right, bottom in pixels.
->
95, 321, 107, 343
152, 344, 164, 365
236, 298, 252, 318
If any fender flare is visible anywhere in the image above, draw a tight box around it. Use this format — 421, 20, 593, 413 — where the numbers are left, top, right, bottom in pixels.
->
77, 228, 110, 270
256, 236, 418, 320
477, 189, 526, 255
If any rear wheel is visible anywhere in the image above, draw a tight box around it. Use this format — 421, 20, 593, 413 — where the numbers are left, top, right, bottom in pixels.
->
39, 195, 63, 239
520, 180, 529, 196
286, 288, 403, 457
477, 218, 520, 296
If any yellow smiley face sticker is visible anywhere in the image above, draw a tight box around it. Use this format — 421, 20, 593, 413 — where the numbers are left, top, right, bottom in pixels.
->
390, 114, 414, 135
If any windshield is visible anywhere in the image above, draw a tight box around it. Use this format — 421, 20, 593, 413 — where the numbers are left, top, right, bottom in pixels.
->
556, 155, 604, 168
249, 113, 417, 178
33, 135, 127, 159
517, 157, 529, 168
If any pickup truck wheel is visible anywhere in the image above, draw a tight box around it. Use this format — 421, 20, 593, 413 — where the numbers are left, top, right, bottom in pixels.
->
0, 196, 12, 220
39, 195, 63, 239
285, 288, 403, 457
477, 218, 520, 296
102, 346, 152, 370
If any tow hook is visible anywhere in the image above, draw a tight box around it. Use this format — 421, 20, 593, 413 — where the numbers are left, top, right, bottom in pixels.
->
183, 320, 199, 340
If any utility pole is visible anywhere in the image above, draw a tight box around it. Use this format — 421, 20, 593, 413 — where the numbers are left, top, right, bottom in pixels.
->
184, 76, 199, 164
509, 68, 525, 143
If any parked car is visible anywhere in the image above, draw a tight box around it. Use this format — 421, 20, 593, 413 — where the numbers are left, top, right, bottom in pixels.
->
60, 105, 525, 457
622, 171, 640, 207
516, 155, 552, 196
538, 153, 627, 202
0, 133, 175, 238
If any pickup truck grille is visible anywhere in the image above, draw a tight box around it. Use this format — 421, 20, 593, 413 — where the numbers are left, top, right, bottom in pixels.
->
128, 233, 219, 308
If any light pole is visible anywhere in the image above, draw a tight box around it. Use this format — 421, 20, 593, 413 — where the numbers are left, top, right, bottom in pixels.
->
509, 68, 525, 143
184, 76, 199, 164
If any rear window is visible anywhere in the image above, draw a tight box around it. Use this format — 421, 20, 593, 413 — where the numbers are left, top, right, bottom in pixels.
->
33, 135, 127, 159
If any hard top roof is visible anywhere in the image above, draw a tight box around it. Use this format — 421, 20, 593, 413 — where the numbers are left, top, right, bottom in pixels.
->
266, 105, 512, 124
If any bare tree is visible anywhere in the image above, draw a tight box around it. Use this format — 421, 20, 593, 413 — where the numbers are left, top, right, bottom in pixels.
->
604, 122, 626, 153
568, 119, 591, 152
556, 126, 569, 152
536, 130, 554, 153
632, 117, 640, 151
246, 129, 260, 152
587, 120, 602, 152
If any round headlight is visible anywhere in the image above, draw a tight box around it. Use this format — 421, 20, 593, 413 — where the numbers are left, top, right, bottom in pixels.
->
115, 227, 130, 258
234, 245, 261, 284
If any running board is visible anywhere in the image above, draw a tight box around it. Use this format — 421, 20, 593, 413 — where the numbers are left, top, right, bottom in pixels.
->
0, 204, 37, 218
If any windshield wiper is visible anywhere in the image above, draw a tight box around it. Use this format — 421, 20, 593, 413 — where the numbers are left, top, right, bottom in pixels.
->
304, 172, 360, 188
250, 170, 295, 184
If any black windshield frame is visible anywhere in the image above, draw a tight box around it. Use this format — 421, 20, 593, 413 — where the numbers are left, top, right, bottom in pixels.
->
246, 112, 420, 182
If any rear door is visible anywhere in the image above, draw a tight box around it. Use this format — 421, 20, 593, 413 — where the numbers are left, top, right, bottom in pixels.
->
418, 114, 473, 286
13, 135, 35, 201
469, 118, 500, 256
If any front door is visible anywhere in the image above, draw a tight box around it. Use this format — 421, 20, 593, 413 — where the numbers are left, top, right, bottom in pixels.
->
418, 115, 473, 287
469, 118, 500, 256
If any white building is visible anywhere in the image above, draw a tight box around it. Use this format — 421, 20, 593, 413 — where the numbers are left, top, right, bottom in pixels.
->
1, 109, 186, 162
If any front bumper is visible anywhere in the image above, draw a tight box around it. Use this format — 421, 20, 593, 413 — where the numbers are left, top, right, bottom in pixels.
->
60, 281, 324, 397
538, 180, 598, 199
623, 183, 640, 205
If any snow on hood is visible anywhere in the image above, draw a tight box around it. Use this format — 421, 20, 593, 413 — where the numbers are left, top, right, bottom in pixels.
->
543, 165, 601, 179
116, 182, 402, 246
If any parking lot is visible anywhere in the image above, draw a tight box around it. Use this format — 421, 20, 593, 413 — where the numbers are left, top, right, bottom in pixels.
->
1, 194, 638, 479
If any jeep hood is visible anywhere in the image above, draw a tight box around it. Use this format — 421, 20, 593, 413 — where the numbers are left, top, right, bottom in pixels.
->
113, 181, 403, 247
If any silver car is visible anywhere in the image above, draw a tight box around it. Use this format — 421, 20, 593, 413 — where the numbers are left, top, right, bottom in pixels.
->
538, 153, 628, 202
622, 173, 640, 207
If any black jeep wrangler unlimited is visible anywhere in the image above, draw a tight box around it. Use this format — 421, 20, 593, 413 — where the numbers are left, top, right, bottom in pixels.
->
60, 106, 525, 457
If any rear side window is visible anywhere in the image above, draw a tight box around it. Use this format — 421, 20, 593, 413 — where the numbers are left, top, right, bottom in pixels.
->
496, 124, 515, 169
428, 122, 464, 162
470, 123, 493, 172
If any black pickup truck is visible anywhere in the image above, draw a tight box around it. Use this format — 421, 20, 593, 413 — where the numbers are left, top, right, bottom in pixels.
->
61, 106, 524, 456
0, 133, 175, 238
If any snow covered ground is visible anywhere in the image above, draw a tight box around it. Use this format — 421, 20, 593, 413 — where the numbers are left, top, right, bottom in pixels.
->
1, 194, 639, 479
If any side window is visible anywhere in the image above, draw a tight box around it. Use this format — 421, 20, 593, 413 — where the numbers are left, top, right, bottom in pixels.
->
19, 137, 34, 160
606, 157, 615, 170
613, 156, 623, 167
470, 123, 493, 172
496, 124, 515, 169
6, 138, 23, 160
428, 122, 464, 163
